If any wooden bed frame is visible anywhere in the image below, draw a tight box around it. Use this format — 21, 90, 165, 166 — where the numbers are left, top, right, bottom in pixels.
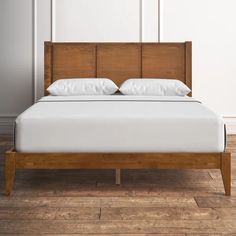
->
5, 42, 231, 195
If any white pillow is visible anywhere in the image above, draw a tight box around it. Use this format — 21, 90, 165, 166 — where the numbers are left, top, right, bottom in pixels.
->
119, 78, 191, 96
47, 78, 118, 96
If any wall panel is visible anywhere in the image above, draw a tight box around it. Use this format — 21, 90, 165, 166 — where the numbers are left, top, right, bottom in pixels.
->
161, 0, 236, 116
0, 0, 33, 115
34, 0, 51, 100
53, 0, 141, 42
142, 0, 159, 42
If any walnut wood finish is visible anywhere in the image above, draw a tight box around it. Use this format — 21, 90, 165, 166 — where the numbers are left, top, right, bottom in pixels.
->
44, 42, 192, 92
13, 153, 221, 169
44, 42, 52, 95
4, 150, 15, 196
97, 44, 141, 86
142, 44, 185, 81
5, 41, 231, 196
5, 150, 231, 195
221, 152, 231, 195
115, 169, 121, 185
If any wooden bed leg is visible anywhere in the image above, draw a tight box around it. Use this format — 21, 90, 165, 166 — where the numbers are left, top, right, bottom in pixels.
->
116, 169, 121, 185
221, 152, 231, 196
5, 150, 16, 196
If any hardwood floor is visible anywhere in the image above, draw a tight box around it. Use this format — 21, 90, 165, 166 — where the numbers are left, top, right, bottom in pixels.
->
0, 134, 236, 235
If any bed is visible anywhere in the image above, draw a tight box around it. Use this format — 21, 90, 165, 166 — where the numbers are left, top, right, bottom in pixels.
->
5, 42, 231, 195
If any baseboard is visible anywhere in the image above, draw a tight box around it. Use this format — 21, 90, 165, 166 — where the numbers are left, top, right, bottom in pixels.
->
223, 117, 236, 134
0, 116, 16, 135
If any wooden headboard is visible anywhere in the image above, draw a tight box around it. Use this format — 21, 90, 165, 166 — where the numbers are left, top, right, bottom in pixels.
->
44, 42, 192, 95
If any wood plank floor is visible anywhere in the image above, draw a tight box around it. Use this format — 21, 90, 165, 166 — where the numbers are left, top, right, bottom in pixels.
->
0, 134, 236, 235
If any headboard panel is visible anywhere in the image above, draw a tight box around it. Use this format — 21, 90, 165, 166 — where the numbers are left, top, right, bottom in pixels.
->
142, 44, 185, 80
53, 44, 96, 80
97, 44, 142, 86
45, 42, 192, 95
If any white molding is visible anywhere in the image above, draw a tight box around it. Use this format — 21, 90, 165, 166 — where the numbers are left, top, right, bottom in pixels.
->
139, 0, 143, 42
34, 0, 52, 100
224, 116, 236, 134
141, 0, 159, 42
51, 0, 55, 42
33, 0, 37, 103
158, 0, 161, 42
0, 114, 18, 118
159, 0, 164, 42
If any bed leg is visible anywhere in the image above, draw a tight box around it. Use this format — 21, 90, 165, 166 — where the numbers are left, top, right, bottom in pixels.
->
116, 169, 121, 185
221, 152, 231, 196
5, 150, 16, 196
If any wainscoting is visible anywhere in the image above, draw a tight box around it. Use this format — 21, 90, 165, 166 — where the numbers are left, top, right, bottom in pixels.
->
0, 134, 236, 234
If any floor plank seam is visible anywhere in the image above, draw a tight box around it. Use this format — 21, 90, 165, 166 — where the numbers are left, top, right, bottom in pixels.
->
193, 197, 201, 208
98, 207, 101, 220
208, 171, 214, 180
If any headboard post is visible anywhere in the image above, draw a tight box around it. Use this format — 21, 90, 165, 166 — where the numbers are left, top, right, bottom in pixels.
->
44, 41, 53, 95
185, 41, 192, 96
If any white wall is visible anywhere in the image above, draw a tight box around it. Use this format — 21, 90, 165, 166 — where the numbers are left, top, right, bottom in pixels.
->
53, 0, 141, 42
0, 0, 34, 134
34, 0, 51, 100
161, 0, 236, 117
142, 0, 159, 42
53, 0, 159, 43
0, 0, 33, 115
1, 0, 236, 134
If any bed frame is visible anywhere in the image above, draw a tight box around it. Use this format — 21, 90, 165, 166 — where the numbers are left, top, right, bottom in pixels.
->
5, 42, 231, 195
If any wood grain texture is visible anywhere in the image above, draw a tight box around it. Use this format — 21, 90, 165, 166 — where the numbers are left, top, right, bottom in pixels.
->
185, 41, 192, 94
44, 42, 52, 95
100, 207, 219, 220
14, 152, 222, 169
0, 135, 235, 235
0, 196, 196, 208
221, 152, 231, 195
52, 43, 96, 81
97, 43, 141, 86
0, 234, 185, 236
195, 196, 236, 208
0, 219, 236, 234
4, 150, 15, 195
142, 43, 186, 83
116, 169, 121, 185
5, 151, 230, 195
44, 42, 192, 93
0, 207, 101, 220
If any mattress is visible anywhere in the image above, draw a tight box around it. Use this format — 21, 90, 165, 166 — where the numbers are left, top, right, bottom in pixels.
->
15, 95, 225, 153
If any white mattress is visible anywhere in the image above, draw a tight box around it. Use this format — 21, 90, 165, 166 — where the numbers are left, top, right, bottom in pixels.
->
15, 95, 225, 153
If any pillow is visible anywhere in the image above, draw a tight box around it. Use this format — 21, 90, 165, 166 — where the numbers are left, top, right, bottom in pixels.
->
47, 78, 118, 96
119, 78, 191, 96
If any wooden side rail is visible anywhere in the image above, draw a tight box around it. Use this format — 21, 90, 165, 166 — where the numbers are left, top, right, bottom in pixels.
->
5, 151, 231, 196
